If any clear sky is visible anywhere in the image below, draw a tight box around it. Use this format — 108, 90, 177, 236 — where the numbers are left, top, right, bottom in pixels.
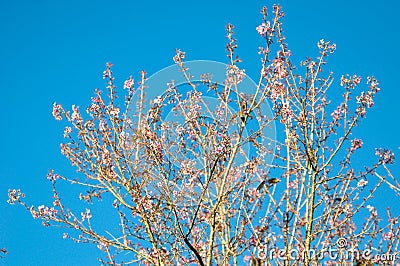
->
1, 0, 399, 265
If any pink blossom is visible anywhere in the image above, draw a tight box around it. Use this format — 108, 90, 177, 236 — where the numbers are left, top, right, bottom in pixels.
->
307, 61, 316, 70
173, 49, 185, 64
247, 187, 260, 203
243, 255, 252, 262
60, 143, 67, 155
186, 104, 201, 121
112, 199, 118, 208
244, 160, 258, 175
288, 180, 297, 189
356, 106, 366, 118
383, 231, 394, 241
87, 103, 100, 115
99, 119, 107, 132
91, 97, 101, 103
280, 103, 294, 123
256, 22, 270, 36
36, 205, 57, 218
357, 179, 368, 187
101, 148, 112, 166
258, 46, 270, 55
350, 138, 363, 151
216, 145, 224, 154
317, 39, 325, 49
249, 235, 257, 245
109, 107, 120, 118
81, 208, 92, 221
340, 74, 362, 88
269, 82, 285, 101
226, 64, 245, 85
330, 109, 339, 120
140, 196, 153, 211
187, 130, 196, 140
38, 205, 48, 215
353, 76, 361, 85
356, 92, 374, 108
153, 96, 162, 105
97, 241, 108, 251
366, 205, 378, 217
176, 126, 184, 135
367, 76, 380, 92
46, 170, 59, 181
123, 76, 134, 89
180, 160, 196, 175
7, 189, 23, 205
102, 65, 112, 79
375, 148, 395, 164
257, 246, 267, 259
53, 199, 61, 207
123, 238, 132, 246
273, 57, 288, 79
30, 206, 39, 219
63, 127, 72, 138
71, 105, 81, 122
52, 102, 62, 120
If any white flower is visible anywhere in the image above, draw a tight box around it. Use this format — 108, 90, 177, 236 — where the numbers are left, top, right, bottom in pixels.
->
357, 179, 368, 187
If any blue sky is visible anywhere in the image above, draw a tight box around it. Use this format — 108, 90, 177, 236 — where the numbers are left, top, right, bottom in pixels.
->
1, 0, 399, 265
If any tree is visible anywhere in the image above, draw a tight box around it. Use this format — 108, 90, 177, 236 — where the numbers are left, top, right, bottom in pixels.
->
8, 5, 399, 265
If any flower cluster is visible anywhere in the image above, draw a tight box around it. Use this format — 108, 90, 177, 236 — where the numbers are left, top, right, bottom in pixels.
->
102, 62, 113, 80
366, 205, 378, 217
179, 159, 196, 176
63, 126, 72, 138
226, 64, 245, 85
357, 179, 368, 187
108, 106, 120, 118
269, 81, 285, 101
272, 55, 288, 79
256, 21, 271, 36
30, 205, 58, 219
375, 148, 395, 165
71, 105, 82, 123
350, 138, 363, 151
367, 76, 380, 92
97, 241, 109, 252
123, 76, 134, 89
7, 189, 23, 204
356, 91, 374, 108
52, 102, 62, 120
173, 49, 186, 65
382, 231, 394, 241
46, 170, 60, 181
331, 103, 345, 122
99, 119, 107, 132
279, 103, 294, 123
317, 39, 336, 54
81, 208, 92, 221
87, 102, 101, 116
340, 74, 361, 89
186, 103, 201, 122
